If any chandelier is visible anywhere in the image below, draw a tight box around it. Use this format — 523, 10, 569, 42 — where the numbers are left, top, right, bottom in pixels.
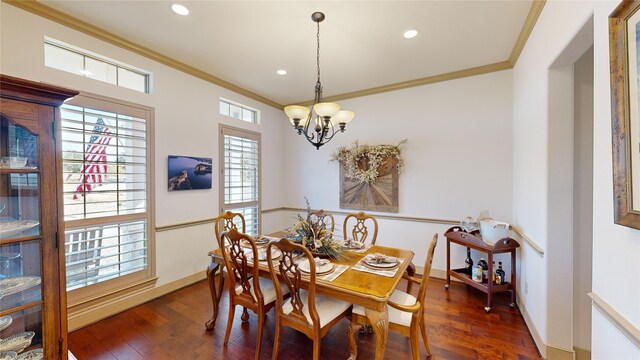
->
284, 12, 355, 150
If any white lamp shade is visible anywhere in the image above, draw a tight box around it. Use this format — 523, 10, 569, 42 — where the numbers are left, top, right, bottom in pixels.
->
313, 102, 340, 118
331, 110, 355, 125
284, 105, 311, 120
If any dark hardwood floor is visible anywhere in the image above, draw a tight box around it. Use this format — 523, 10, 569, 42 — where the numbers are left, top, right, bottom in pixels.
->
68, 277, 541, 359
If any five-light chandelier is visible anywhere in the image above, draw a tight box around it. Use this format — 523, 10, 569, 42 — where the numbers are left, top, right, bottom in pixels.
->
284, 12, 355, 150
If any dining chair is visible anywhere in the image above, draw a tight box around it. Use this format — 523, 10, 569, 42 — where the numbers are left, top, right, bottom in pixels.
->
220, 228, 287, 360
307, 209, 335, 232
267, 238, 355, 360
349, 233, 438, 360
209, 211, 247, 325
343, 211, 378, 244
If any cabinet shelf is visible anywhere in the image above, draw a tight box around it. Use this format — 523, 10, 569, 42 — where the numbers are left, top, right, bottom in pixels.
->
444, 226, 520, 312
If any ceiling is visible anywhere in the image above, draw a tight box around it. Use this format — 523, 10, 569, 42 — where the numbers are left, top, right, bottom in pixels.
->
31, 0, 535, 107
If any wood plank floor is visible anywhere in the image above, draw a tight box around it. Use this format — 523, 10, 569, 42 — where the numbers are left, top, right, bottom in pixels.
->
68, 278, 541, 359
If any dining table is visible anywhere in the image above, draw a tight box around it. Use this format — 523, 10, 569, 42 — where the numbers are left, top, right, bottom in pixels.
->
205, 231, 414, 360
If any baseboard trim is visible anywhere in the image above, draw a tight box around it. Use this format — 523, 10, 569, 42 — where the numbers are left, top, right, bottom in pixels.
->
68, 271, 207, 331
574, 347, 590, 360
546, 345, 575, 360
517, 293, 548, 359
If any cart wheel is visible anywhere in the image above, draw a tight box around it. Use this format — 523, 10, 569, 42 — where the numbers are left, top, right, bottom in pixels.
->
484, 307, 491, 313
509, 303, 516, 309
444, 284, 449, 289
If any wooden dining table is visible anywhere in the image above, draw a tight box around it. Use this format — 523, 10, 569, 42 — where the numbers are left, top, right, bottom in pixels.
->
204, 232, 414, 360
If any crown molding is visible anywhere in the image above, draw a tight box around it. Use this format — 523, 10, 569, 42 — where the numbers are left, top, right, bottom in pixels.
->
5, 0, 545, 108
509, 0, 547, 66
3, 0, 283, 109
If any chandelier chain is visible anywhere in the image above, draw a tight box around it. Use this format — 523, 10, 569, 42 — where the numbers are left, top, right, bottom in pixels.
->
316, 20, 321, 83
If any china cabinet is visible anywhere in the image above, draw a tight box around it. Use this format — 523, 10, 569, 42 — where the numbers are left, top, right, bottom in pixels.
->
0, 74, 78, 359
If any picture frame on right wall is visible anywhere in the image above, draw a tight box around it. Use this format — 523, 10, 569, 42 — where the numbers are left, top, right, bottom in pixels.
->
609, 1, 640, 229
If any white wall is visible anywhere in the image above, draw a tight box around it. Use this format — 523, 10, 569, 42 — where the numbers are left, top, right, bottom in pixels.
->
282, 70, 514, 274
514, 0, 640, 358
0, 3, 288, 288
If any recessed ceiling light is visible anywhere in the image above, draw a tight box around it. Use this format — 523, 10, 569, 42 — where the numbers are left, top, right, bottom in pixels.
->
276, 69, 287, 75
171, 4, 189, 16
403, 29, 418, 39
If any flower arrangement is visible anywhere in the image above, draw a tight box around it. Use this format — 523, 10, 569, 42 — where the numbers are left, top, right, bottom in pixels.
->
287, 198, 342, 259
330, 139, 407, 183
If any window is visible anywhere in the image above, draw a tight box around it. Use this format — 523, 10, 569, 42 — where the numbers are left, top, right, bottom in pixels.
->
60, 94, 154, 299
219, 98, 259, 124
44, 38, 151, 93
220, 125, 261, 235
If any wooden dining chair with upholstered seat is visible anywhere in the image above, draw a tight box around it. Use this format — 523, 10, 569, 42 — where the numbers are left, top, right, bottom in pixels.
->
207, 211, 246, 328
220, 228, 288, 360
349, 233, 438, 360
343, 211, 378, 244
267, 238, 356, 360
307, 209, 335, 233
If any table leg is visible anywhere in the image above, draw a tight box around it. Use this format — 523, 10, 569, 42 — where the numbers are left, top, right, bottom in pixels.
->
445, 239, 451, 289
205, 260, 224, 330
365, 307, 389, 360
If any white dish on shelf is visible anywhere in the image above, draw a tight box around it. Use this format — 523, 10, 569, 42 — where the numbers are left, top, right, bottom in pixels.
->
0, 351, 17, 360
0, 276, 41, 297
15, 348, 42, 360
0, 332, 34, 353
0, 221, 39, 239
0, 316, 13, 332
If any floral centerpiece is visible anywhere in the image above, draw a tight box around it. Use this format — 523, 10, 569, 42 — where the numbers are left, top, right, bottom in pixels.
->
287, 198, 343, 259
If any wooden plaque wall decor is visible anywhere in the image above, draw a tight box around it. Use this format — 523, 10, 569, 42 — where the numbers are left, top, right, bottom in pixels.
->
339, 155, 399, 212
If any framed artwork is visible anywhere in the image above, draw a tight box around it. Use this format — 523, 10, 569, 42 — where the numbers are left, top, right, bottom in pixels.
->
339, 155, 399, 212
610, 1, 640, 229
168, 155, 212, 191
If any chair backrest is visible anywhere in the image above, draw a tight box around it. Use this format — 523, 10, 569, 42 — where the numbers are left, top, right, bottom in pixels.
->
267, 238, 319, 330
65, 228, 103, 283
307, 209, 335, 233
343, 211, 379, 244
215, 211, 246, 248
416, 234, 438, 304
220, 228, 264, 305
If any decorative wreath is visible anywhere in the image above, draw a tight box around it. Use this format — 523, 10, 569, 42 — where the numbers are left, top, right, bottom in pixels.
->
331, 140, 406, 183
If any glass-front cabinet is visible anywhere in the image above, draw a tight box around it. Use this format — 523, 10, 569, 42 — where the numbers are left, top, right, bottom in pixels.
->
0, 74, 78, 359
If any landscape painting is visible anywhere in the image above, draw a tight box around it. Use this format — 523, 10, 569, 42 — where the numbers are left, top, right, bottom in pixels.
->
168, 155, 212, 191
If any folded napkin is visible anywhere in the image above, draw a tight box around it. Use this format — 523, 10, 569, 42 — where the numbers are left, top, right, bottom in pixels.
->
313, 258, 330, 267
259, 235, 281, 242
365, 253, 398, 264
351, 257, 405, 278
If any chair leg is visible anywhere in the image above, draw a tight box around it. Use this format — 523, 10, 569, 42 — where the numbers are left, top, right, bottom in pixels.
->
410, 320, 420, 360
241, 307, 250, 322
348, 315, 358, 359
255, 309, 264, 360
224, 303, 236, 346
272, 316, 281, 360
420, 316, 431, 357
312, 338, 321, 360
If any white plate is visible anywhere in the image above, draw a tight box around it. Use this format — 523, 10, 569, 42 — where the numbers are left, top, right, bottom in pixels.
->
0, 332, 34, 353
298, 259, 334, 274
0, 276, 41, 297
0, 316, 12, 332
16, 348, 42, 360
249, 248, 282, 262
0, 221, 39, 239
363, 255, 399, 269
0, 351, 17, 360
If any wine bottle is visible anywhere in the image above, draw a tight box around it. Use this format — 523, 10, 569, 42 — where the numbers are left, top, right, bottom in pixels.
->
492, 261, 496, 284
496, 261, 506, 285
464, 248, 473, 274
477, 258, 488, 281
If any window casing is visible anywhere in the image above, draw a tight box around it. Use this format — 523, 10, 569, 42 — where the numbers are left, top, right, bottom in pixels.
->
219, 98, 259, 124
45, 38, 151, 94
60, 94, 154, 303
219, 125, 261, 236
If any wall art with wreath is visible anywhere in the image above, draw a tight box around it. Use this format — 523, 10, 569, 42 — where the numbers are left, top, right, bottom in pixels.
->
330, 140, 406, 212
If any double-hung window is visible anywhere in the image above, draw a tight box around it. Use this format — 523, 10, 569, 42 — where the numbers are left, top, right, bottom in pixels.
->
60, 94, 154, 302
219, 125, 261, 236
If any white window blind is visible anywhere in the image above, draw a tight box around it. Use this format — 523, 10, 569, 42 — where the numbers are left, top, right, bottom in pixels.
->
221, 127, 260, 236
60, 98, 152, 293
